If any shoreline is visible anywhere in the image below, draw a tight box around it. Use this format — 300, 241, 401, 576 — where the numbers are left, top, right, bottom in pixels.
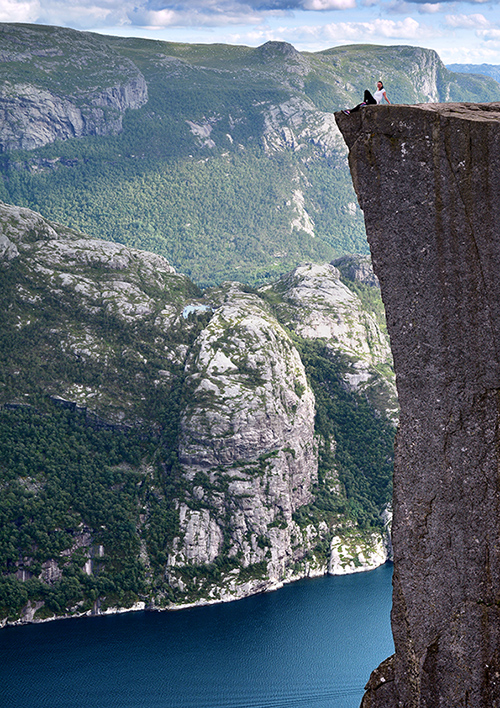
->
1, 557, 391, 630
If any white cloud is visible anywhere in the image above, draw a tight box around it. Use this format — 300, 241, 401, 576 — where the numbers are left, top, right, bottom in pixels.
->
0, 0, 40, 22
35, 2, 127, 28
320, 16, 436, 40
418, 3, 442, 14
477, 28, 500, 40
303, 0, 356, 9
0, 0, 276, 30
445, 13, 490, 28
444, 44, 500, 61
127, 8, 178, 27
127, 3, 266, 29
11, 0, 270, 29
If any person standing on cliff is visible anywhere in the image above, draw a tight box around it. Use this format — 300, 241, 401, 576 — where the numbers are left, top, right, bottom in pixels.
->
343, 81, 391, 114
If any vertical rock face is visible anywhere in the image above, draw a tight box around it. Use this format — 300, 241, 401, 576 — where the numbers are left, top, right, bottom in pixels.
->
336, 102, 500, 707
172, 283, 319, 589
0, 24, 148, 152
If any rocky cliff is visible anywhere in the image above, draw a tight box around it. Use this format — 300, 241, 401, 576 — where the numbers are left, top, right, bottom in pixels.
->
0, 200, 395, 625
336, 102, 500, 706
0, 24, 147, 151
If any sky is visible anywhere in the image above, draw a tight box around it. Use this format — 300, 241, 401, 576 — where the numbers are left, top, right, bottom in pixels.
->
3, 0, 500, 65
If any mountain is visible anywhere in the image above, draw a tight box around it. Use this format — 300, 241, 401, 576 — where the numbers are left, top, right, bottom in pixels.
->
1, 24, 499, 286
0, 201, 395, 625
446, 63, 500, 84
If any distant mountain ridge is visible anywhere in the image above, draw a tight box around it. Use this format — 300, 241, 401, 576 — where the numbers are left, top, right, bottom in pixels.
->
1, 24, 499, 285
0, 24, 148, 151
446, 63, 500, 84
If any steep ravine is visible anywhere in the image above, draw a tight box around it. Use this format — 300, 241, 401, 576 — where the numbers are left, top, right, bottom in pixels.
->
336, 102, 500, 707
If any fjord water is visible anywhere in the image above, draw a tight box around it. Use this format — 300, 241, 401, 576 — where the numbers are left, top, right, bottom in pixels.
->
2, 564, 393, 708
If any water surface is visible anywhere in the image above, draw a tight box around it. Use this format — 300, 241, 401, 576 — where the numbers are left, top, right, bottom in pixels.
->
1, 564, 393, 708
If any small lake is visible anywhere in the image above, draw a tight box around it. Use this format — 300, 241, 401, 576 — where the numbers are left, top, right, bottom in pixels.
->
1, 563, 393, 708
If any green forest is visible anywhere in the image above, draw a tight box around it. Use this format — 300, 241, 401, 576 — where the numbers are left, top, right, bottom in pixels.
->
0, 147, 359, 286
1, 24, 499, 285
0, 326, 394, 621
7, 24, 486, 621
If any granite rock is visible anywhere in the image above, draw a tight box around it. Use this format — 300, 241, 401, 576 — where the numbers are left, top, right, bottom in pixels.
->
336, 102, 500, 707
261, 262, 397, 421
0, 24, 147, 151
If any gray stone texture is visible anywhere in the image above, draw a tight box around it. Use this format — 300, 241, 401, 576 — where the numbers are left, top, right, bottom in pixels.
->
336, 102, 500, 707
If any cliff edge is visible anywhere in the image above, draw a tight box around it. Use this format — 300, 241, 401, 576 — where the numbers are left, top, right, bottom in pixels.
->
336, 102, 500, 707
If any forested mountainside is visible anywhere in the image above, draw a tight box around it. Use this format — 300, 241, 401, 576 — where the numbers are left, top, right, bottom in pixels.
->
1, 25, 499, 286
0, 201, 395, 625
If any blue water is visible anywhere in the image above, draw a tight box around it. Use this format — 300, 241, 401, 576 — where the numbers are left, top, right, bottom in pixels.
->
1, 564, 393, 708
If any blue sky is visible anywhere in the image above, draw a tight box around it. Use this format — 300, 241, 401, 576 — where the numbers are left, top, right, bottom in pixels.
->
3, 0, 500, 64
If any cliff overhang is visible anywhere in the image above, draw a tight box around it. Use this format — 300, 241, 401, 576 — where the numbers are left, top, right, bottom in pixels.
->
336, 102, 500, 707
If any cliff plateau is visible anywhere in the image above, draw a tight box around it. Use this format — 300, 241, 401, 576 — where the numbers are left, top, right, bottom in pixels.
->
336, 102, 500, 706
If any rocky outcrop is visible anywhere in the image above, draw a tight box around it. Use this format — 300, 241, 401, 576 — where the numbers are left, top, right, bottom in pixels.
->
168, 282, 319, 595
336, 102, 500, 707
261, 95, 345, 156
0, 76, 147, 152
261, 262, 397, 421
264, 262, 388, 364
332, 255, 380, 288
0, 24, 147, 151
0, 201, 393, 623
329, 526, 391, 575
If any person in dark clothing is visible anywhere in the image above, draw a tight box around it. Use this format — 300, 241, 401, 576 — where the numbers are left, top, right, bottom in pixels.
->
343, 89, 377, 114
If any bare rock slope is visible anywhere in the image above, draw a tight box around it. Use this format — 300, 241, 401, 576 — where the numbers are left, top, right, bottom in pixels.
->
0, 24, 147, 151
336, 102, 500, 707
